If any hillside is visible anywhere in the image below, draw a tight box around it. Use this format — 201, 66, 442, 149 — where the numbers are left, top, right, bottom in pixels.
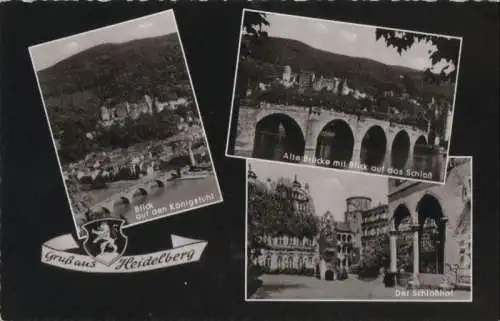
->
242, 36, 454, 100
37, 33, 191, 102
35, 33, 196, 164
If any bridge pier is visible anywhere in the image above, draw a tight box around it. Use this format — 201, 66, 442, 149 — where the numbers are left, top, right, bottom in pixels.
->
302, 146, 316, 165
351, 138, 362, 167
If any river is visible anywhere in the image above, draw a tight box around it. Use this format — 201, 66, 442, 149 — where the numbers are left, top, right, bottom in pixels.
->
89, 175, 221, 227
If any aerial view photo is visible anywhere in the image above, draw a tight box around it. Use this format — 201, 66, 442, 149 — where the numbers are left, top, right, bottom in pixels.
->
29, 10, 222, 237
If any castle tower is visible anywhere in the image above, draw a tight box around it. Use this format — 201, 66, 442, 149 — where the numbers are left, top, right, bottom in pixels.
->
345, 196, 371, 249
317, 211, 337, 280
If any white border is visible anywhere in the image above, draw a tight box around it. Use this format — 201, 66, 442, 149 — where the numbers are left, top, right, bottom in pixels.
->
28, 9, 224, 239
244, 156, 473, 302
226, 9, 464, 186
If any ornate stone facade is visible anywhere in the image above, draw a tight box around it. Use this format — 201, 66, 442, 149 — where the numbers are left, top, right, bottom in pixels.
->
248, 166, 390, 280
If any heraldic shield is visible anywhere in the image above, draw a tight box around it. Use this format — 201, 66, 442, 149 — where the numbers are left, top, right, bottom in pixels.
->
82, 218, 128, 266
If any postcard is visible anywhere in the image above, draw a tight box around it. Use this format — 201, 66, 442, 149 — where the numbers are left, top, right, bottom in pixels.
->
227, 9, 462, 184
29, 9, 223, 238
246, 156, 472, 301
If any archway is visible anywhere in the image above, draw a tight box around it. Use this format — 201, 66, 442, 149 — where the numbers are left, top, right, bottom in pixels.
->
253, 114, 305, 162
100, 207, 111, 215
113, 197, 131, 217
315, 119, 355, 165
393, 204, 414, 273
153, 180, 165, 188
413, 135, 428, 170
391, 130, 410, 169
360, 125, 387, 167
115, 196, 130, 205
417, 194, 445, 274
325, 269, 335, 281
132, 188, 148, 198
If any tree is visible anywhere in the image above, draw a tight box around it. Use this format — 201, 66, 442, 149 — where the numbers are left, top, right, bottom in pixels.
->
236, 12, 270, 105
241, 12, 270, 58
375, 29, 460, 83
358, 235, 390, 278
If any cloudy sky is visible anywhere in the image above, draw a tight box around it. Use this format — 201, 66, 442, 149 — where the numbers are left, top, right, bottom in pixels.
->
252, 10, 457, 72
248, 160, 388, 222
30, 9, 178, 72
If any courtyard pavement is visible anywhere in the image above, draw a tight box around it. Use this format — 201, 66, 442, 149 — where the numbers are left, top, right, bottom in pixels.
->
248, 274, 471, 301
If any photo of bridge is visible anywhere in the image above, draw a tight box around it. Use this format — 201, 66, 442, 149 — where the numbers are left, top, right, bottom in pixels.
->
28, 10, 222, 238
227, 10, 462, 183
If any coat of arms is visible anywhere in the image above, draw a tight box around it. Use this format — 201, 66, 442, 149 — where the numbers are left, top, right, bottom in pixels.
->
82, 218, 128, 266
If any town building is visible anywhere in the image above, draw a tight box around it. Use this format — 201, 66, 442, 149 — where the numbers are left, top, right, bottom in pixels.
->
248, 167, 391, 280
298, 71, 316, 89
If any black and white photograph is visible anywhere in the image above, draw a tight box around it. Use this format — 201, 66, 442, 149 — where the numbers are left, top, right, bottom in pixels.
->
246, 156, 472, 301
29, 9, 222, 238
227, 10, 462, 184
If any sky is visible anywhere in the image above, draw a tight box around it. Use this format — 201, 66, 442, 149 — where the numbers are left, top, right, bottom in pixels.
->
251, 10, 457, 72
30, 9, 178, 72
248, 160, 388, 222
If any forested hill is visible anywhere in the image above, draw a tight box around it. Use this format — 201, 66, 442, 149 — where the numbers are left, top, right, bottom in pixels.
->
244, 35, 454, 100
37, 33, 191, 103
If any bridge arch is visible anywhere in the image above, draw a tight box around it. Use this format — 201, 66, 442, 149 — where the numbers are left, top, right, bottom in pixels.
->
413, 135, 428, 169
253, 113, 305, 162
152, 179, 165, 188
391, 130, 411, 169
132, 187, 148, 197
360, 125, 387, 167
116, 196, 131, 205
315, 119, 355, 165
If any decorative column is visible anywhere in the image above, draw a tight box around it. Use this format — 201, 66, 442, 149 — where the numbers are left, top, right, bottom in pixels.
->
389, 229, 398, 273
409, 223, 421, 288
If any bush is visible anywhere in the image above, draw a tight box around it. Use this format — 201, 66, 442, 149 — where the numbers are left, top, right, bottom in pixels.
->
337, 268, 349, 280
358, 235, 389, 278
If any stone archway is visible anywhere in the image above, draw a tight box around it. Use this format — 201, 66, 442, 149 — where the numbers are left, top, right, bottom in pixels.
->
391, 130, 411, 169
253, 113, 305, 162
360, 125, 387, 167
413, 135, 429, 171
393, 204, 414, 273
315, 119, 355, 165
417, 194, 446, 274
113, 197, 131, 217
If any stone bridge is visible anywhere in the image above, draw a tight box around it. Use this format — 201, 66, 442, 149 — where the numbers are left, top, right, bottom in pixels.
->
234, 103, 431, 170
90, 173, 172, 216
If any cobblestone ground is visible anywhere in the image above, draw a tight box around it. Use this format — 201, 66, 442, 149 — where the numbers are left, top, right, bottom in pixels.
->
249, 274, 471, 301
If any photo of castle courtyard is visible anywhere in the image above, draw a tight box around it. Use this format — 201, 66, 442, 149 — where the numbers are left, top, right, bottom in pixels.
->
29, 10, 222, 237
228, 10, 462, 183
246, 156, 472, 301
